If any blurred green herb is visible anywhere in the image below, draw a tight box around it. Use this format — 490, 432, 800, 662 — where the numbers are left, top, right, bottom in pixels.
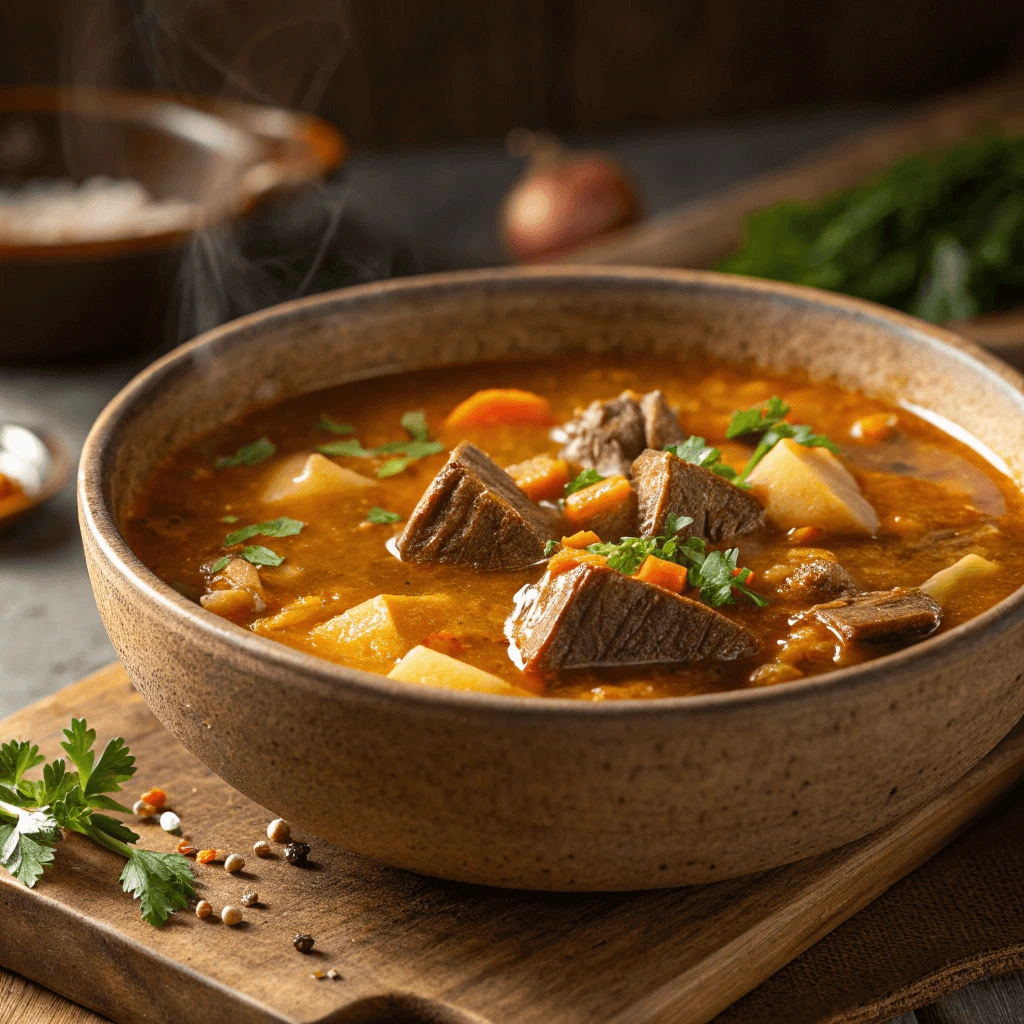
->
718, 136, 1024, 322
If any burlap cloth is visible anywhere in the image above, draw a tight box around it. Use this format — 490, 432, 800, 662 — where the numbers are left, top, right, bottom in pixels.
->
714, 785, 1024, 1023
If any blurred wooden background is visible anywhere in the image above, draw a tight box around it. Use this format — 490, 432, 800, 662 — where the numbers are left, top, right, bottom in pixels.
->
3, 0, 1024, 148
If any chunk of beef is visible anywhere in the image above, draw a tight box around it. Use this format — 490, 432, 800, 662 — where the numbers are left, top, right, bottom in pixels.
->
780, 559, 859, 604
557, 392, 647, 477
810, 587, 941, 644
632, 448, 765, 542
640, 389, 686, 451
396, 441, 561, 570
506, 562, 760, 671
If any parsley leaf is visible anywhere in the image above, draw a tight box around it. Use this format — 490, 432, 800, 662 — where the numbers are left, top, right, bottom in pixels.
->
372, 439, 444, 458
543, 539, 560, 558
318, 438, 372, 458
207, 555, 230, 574
0, 718, 196, 924
377, 457, 412, 478
317, 415, 355, 435
666, 436, 737, 479
726, 397, 790, 439
401, 410, 430, 442
224, 516, 304, 546
120, 849, 194, 927
366, 507, 403, 524
0, 807, 61, 887
241, 545, 284, 567
215, 437, 276, 468
220, 514, 239, 523
565, 468, 605, 497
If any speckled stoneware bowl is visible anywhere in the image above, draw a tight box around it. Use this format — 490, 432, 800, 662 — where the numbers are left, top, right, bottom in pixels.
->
79, 267, 1024, 890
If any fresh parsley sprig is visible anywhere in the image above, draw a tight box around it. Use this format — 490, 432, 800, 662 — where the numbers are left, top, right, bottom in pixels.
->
0, 720, 195, 926
666, 437, 737, 479
724, 397, 840, 486
316, 415, 355, 435
224, 516, 304, 547
585, 512, 767, 609
367, 507, 403, 525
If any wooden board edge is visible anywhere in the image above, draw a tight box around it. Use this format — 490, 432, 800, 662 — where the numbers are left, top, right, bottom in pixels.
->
609, 722, 1024, 1024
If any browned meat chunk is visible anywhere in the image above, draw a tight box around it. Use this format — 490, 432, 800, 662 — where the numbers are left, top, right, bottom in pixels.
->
780, 559, 859, 603
506, 562, 760, 671
632, 448, 765, 542
810, 587, 941, 644
557, 392, 646, 477
396, 441, 561, 570
640, 389, 686, 451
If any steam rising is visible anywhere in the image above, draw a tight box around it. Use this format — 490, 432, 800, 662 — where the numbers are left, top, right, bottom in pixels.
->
60, 0, 419, 347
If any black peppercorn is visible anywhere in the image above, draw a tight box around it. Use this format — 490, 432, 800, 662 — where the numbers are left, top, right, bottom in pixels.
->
293, 933, 315, 953
284, 841, 311, 866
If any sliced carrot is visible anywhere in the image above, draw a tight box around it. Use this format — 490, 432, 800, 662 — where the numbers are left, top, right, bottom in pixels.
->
635, 555, 689, 594
787, 526, 824, 545
506, 454, 570, 502
560, 530, 602, 549
563, 475, 634, 530
445, 388, 555, 428
548, 547, 608, 578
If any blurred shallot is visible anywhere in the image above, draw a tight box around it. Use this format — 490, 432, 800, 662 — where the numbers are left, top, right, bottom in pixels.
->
499, 130, 642, 262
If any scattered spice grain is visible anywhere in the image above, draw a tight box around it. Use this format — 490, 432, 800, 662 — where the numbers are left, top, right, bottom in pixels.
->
159, 811, 181, 832
176, 840, 197, 856
253, 840, 272, 857
221, 905, 243, 926
284, 841, 310, 866
224, 854, 245, 874
195, 900, 213, 920
133, 800, 156, 818
293, 934, 315, 953
240, 888, 258, 907
140, 788, 167, 808
267, 818, 291, 843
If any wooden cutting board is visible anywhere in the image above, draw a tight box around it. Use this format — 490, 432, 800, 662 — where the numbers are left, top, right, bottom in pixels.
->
559, 72, 1024, 366
2, 663, 1024, 1024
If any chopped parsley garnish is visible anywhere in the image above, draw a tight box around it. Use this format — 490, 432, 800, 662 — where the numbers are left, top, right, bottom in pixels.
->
666, 436, 737, 479
207, 555, 230, 574
726, 396, 791, 439
240, 545, 284, 567
215, 437, 276, 468
400, 410, 430, 442
367, 507, 403, 524
224, 516, 304, 546
316, 415, 355, 435
543, 539, 560, 557
565, 468, 605, 497
221, 514, 239, 523
318, 438, 372, 458
0, 719, 195, 926
722, 397, 841, 486
585, 513, 766, 609
317, 415, 444, 478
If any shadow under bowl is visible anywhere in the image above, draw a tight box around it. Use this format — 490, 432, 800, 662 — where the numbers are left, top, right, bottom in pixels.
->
79, 266, 1024, 890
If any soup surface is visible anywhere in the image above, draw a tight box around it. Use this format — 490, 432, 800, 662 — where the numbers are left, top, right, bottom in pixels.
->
124, 355, 1024, 700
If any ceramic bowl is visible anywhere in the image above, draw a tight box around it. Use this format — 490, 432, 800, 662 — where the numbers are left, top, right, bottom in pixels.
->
79, 267, 1024, 890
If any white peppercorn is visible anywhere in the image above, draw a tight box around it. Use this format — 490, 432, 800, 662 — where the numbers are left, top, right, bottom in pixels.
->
267, 818, 291, 844
133, 800, 156, 817
159, 811, 181, 832
221, 905, 243, 926
240, 888, 258, 907
253, 840, 272, 857
195, 900, 213, 920
224, 853, 245, 874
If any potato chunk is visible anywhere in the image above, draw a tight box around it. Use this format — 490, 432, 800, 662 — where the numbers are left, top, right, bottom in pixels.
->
388, 646, 525, 696
310, 594, 455, 672
200, 588, 258, 620
920, 553, 998, 607
251, 595, 324, 634
263, 453, 374, 503
746, 438, 879, 536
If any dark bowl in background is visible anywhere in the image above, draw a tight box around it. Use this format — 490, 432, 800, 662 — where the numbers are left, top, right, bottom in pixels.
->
0, 86, 346, 363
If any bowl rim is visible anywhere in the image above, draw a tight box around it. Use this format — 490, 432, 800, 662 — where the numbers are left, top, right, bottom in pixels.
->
79, 265, 1024, 720
0, 85, 347, 262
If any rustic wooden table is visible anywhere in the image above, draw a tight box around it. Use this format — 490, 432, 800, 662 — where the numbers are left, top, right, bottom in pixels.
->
1, 103, 1020, 1023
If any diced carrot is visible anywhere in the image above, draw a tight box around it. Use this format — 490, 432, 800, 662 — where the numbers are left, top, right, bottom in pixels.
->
548, 547, 608, 578
635, 555, 689, 594
445, 389, 555, 428
422, 630, 466, 657
563, 475, 634, 531
731, 567, 755, 583
505, 454, 570, 502
561, 530, 602, 549
788, 526, 824, 545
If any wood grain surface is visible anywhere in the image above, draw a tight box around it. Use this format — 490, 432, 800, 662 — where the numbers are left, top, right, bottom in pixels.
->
1, 664, 1023, 1024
